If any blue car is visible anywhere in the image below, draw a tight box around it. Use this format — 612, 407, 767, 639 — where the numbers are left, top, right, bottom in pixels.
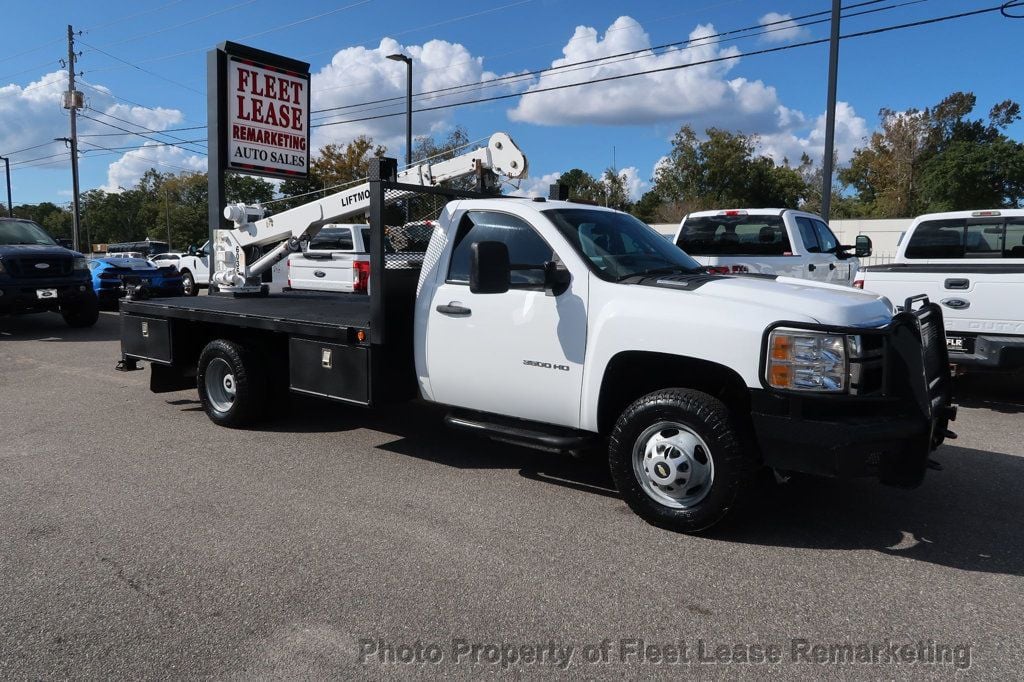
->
88, 257, 183, 308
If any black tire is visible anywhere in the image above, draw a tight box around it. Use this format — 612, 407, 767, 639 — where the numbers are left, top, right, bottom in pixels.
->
608, 388, 754, 533
181, 270, 198, 296
61, 293, 100, 328
196, 339, 267, 428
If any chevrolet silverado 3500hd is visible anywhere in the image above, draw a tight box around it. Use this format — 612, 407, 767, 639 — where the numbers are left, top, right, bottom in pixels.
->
118, 149, 954, 533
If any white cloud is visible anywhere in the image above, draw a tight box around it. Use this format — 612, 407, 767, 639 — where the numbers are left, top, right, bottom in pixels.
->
310, 37, 514, 155
0, 69, 196, 189
102, 144, 206, 191
614, 166, 647, 201
508, 17, 787, 131
758, 12, 808, 44
757, 101, 869, 166
507, 171, 562, 198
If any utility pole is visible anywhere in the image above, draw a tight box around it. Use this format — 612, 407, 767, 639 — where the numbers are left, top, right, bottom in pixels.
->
0, 156, 11, 217
63, 25, 83, 252
820, 0, 841, 220
164, 189, 172, 250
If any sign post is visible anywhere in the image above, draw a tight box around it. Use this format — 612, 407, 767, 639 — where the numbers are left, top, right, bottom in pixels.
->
207, 41, 310, 292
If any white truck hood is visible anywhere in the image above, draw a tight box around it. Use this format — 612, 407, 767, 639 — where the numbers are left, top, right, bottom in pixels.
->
679, 274, 893, 327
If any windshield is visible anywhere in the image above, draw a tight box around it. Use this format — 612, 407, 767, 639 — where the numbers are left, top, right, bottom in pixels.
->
544, 208, 702, 280
677, 214, 791, 256
0, 219, 59, 246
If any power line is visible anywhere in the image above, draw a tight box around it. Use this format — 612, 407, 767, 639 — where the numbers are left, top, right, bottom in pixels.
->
87, 0, 372, 72
82, 0, 191, 33
83, 107, 208, 155
310, 0, 924, 124
78, 113, 208, 156
0, 141, 61, 158
78, 139, 204, 173
77, 79, 204, 128
78, 40, 203, 95
95, 0, 258, 49
312, 2, 1009, 130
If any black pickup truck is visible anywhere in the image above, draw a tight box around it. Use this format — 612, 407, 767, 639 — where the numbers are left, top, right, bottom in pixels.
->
0, 217, 99, 327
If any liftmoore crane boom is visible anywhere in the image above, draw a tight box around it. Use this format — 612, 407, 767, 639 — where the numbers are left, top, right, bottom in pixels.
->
211, 132, 528, 294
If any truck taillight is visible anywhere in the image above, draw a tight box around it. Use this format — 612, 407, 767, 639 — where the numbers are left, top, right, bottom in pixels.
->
853, 278, 864, 289
354, 260, 370, 292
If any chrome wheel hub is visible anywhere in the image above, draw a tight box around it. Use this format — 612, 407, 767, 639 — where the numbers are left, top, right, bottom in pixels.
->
633, 421, 714, 508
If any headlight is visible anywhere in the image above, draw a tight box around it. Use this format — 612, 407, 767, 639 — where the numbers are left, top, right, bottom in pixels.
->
73, 257, 88, 270
766, 330, 854, 393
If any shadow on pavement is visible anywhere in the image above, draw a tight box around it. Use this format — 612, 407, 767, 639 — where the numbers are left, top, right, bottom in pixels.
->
953, 372, 1024, 413
0, 310, 123, 343
252, 398, 1024, 577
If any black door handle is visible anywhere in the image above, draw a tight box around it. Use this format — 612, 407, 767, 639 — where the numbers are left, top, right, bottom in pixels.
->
808, 264, 816, 272
945, 278, 969, 290
436, 304, 471, 316
829, 262, 836, 270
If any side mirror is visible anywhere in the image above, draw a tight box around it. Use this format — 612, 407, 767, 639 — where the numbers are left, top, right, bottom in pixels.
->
469, 241, 510, 294
544, 260, 571, 296
855, 234, 873, 258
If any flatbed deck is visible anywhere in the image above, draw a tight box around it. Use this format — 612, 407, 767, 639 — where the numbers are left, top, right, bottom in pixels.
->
120, 291, 371, 338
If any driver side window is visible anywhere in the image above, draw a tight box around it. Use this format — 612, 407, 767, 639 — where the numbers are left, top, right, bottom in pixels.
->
447, 211, 553, 287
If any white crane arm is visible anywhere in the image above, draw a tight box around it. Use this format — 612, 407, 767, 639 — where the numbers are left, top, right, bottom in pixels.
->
211, 132, 527, 290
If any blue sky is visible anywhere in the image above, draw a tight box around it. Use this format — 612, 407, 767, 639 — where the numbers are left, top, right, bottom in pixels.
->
1, 0, 1021, 206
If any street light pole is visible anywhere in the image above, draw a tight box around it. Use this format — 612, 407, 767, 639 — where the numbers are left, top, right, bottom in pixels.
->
386, 53, 413, 167
0, 156, 11, 217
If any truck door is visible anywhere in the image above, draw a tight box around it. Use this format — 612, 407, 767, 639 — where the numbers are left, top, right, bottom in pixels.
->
795, 217, 833, 282
812, 219, 853, 284
425, 210, 587, 428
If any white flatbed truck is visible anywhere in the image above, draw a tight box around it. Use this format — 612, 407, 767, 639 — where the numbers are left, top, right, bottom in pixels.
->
118, 136, 956, 533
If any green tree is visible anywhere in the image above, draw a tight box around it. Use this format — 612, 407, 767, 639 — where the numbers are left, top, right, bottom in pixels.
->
600, 167, 631, 211
651, 125, 808, 221
277, 135, 386, 212
840, 91, 1024, 216
225, 174, 275, 204
556, 168, 603, 203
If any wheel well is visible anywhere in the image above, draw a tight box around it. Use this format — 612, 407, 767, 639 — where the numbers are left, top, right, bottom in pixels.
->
168, 322, 288, 386
597, 351, 752, 434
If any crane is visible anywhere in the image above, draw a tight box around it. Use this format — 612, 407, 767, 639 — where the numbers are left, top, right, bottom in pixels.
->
211, 132, 528, 294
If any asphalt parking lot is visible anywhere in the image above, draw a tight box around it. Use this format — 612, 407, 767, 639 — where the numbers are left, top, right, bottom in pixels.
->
1, 310, 1022, 678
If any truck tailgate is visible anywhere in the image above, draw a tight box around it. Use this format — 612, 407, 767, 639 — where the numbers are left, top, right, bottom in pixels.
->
861, 265, 1024, 335
288, 253, 359, 292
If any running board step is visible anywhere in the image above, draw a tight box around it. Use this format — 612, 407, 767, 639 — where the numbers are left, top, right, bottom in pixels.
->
445, 411, 599, 454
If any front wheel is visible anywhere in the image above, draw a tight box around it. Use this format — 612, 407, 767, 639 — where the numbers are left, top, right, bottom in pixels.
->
608, 388, 753, 533
196, 339, 267, 427
61, 293, 99, 328
181, 270, 198, 296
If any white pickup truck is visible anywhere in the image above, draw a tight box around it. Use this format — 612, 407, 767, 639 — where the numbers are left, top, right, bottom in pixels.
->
280, 223, 371, 293
176, 241, 211, 296
674, 209, 871, 285
856, 209, 1024, 370
118, 159, 955, 533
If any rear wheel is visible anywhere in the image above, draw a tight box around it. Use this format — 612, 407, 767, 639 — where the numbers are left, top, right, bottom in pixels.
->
197, 339, 267, 427
61, 293, 99, 328
181, 270, 198, 296
609, 388, 754, 533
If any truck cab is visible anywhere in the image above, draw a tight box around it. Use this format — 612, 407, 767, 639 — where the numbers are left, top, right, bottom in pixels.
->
674, 209, 869, 285
177, 241, 211, 296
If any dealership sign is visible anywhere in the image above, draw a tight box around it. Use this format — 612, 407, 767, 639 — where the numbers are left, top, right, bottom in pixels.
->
214, 43, 311, 180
